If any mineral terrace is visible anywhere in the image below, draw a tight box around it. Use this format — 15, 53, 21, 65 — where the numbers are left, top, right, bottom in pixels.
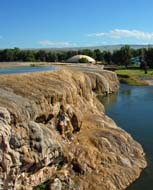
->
0, 66, 147, 190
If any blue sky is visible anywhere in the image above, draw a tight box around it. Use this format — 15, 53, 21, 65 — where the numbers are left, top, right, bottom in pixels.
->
1, 0, 153, 48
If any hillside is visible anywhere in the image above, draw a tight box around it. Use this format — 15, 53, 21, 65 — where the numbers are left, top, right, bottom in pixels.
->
24, 44, 153, 52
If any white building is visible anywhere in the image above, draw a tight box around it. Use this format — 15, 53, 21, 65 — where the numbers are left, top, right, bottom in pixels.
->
67, 55, 96, 64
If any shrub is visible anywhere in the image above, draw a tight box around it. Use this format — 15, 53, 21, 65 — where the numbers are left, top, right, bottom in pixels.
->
79, 57, 89, 63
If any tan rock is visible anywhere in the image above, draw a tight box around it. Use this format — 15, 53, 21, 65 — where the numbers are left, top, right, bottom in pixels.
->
0, 66, 146, 190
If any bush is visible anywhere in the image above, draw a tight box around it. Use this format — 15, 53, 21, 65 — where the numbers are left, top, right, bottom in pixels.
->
79, 57, 89, 63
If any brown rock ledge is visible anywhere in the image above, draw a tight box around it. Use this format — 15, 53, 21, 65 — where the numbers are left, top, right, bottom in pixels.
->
0, 67, 146, 190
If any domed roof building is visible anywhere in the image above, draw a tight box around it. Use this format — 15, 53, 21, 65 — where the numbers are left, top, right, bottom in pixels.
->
67, 55, 96, 64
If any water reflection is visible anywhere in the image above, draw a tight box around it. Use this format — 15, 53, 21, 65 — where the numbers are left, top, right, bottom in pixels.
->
100, 84, 153, 190
98, 92, 118, 109
120, 88, 132, 96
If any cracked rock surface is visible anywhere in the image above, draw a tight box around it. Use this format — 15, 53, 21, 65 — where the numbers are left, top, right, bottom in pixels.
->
0, 67, 146, 190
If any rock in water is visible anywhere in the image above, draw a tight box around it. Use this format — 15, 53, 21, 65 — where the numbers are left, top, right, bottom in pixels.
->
0, 66, 146, 190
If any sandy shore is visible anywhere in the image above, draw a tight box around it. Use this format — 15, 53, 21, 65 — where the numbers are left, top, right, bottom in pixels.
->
139, 76, 153, 86
143, 80, 153, 85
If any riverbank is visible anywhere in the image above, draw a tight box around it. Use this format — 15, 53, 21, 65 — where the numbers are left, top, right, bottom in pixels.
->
115, 69, 153, 86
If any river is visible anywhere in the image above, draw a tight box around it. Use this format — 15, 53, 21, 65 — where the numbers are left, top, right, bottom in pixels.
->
100, 84, 153, 190
0, 65, 57, 74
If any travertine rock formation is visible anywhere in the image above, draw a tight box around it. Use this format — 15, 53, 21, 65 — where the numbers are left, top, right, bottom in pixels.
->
0, 68, 146, 190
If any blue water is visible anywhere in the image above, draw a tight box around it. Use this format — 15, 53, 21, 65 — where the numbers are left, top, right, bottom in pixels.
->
0, 65, 57, 74
100, 84, 153, 190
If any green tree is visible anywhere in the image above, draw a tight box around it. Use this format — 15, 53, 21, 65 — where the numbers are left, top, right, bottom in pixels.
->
94, 49, 103, 61
80, 49, 96, 59
21, 50, 35, 62
56, 52, 67, 62
112, 50, 122, 65
112, 45, 132, 67
13, 47, 21, 61
102, 51, 112, 64
120, 45, 132, 68
0, 49, 15, 61
46, 52, 57, 62
66, 51, 78, 59
36, 50, 47, 61
144, 48, 153, 68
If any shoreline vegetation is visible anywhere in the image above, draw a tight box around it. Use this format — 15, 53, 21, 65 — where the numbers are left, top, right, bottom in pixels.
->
105, 65, 153, 86
116, 68, 153, 86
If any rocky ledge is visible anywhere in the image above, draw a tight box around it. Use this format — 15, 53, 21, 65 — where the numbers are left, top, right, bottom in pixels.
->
0, 67, 146, 190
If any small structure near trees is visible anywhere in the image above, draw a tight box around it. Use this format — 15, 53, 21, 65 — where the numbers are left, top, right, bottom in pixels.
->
66, 55, 96, 64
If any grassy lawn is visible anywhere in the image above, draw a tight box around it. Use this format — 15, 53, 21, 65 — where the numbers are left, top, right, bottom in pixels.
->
116, 69, 153, 77
115, 68, 153, 85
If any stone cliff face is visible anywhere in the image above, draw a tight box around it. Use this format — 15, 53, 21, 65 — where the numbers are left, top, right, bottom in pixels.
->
0, 68, 146, 190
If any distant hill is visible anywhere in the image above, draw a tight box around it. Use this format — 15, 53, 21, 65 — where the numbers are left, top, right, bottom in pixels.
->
1, 44, 153, 52
29, 44, 153, 52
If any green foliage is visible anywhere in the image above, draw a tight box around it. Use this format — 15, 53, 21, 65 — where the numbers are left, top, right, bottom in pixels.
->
102, 51, 112, 64
79, 57, 89, 63
80, 49, 96, 59
34, 180, 50, 190
121, 45, 132, 67
112, 45, 132, 67
35, 50, 47, 62
144, 48, 153, 68
22, 50, 36, 62
116, 69, 153, 76
112, 50, 122, 65
0, 46, 153, 69
94, 49, 104, 61
116, 68, 153, 85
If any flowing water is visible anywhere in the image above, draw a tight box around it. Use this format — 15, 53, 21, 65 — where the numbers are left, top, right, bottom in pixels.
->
0, 65, 57, 74
100, 84, 153, 190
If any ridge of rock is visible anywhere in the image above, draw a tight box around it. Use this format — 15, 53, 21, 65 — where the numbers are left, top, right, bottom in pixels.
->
0, 68, 146, 190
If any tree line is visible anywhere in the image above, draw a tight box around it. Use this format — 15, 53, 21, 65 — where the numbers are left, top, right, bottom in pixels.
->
0, 46, 153, 68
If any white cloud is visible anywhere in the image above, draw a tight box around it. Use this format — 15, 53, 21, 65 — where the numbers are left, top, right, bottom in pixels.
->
39, 40, 76, 47
87, 29, 153, 40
